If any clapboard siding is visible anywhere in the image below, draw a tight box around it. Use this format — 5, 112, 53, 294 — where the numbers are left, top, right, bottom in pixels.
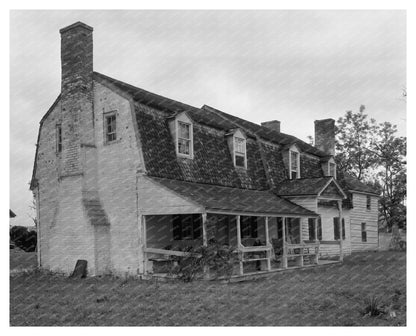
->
137, 175, 205, 214
350, 193, 379, 252
317, 206, 351, 256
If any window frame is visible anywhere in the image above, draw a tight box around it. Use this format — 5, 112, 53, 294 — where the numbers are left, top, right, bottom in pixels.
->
240, 216, 258, 239
172, 214, 201, 241
289, 149, 300, 179
333, 217, 340, 240
56, 124, 62, 153
176, 120, 193, 159
329, 162, 337, 178
104, 111, 117, 144
317, 217, 322, 241
233, 135, 247, 169
361, 222, 367, 242
366, 195, 371, 210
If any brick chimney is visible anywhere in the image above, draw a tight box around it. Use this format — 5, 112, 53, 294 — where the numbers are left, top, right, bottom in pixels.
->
314, 118, 335, 156
60, 22, 94, 177
261, 120, 281, 133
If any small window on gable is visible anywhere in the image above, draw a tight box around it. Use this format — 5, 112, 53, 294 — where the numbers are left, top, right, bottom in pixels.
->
329, 162, 336, 178
105, 114, 117, 143
366, 195, 371, 210
234, 136, 246, 168
177, 121, 193, 157
289, 150, 300, 179
56, 124, 62, 153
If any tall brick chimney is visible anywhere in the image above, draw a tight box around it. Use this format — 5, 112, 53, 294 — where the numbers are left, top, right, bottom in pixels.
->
261, 120, 281, 133
60, 22, 94, 177
314, 118, 335, 156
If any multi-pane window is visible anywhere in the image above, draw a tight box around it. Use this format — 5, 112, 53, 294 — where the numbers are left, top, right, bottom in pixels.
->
234, 137, 246, 168
177, 121, 192, 156
56, 125, 62, 153
329, 162, 336, 177
361, 223, 367, 242
290, 150, 299, 179
105, 114, 117, 143
366, 195, 371, 210
342, 218, 346, 240
172, 214, 201, 240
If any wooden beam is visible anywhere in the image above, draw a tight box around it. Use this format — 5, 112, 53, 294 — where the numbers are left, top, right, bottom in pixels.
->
236, 215, 243, 275
282, 217, 288, 269
202, 213, 208, 247
338, 201, 344, 262
265, 217, 271, 271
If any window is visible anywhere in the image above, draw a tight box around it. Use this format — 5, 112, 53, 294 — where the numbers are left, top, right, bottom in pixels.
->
172, 214, 201, 240
366, 195, 371, 210
308, 218, 316, 241
105, 114, 117, 143
234, 137, 246, 168
317, 217, 322, 241
240, 216, 258, 238
329, 162, 336, 177
289, 150, 299, 179
361, 223, 367, 242
177, 121, 192, 156
56, 124, 62, 153
342, 218, 346, 240
333, 217, 340, 240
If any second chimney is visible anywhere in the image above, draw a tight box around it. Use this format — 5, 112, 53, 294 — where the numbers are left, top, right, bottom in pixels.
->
314, 118, 335, 156
261, 120, 281, 133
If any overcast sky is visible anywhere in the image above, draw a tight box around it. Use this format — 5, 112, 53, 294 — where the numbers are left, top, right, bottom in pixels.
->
10, 10, 406, 227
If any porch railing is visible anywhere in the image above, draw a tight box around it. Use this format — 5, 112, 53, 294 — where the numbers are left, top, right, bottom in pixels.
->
282, 242, 320, 268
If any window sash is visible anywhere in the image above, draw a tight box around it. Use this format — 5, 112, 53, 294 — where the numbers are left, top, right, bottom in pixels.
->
329, 163, 336, 176
317, 218, 322, 241
234, 137, 246, 167
361, 223, 367, 242
172, 214, 201, 240
240, 216, 258, 239
366, 196, 371, 210
106, 115, 117, 142
333, 217, 340, 240
56, 125, 62, 152
177, 121, 192, 156
178, 122, 190, 140
290, 150, 299, 179
308, 218, 315, 241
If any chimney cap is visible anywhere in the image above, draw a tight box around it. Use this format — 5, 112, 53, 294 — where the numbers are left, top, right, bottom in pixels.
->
60, 21, 93, 34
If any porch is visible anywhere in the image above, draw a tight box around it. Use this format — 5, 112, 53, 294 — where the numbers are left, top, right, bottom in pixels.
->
141, 213, 343, 279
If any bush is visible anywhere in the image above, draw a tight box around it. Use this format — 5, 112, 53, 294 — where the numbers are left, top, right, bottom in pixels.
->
10, 226, 37, 252
171, 242, 237, 282
362, 295, 384, 317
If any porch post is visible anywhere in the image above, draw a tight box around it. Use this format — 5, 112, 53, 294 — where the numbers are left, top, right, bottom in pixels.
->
142, 215, 148, 275
314, 217, 319, 264
202, 213, 209, 279
337, 201, 344, 262
202, 213, 208, 246
282, 217, 288, 269
265, 216, 271, 271
236, 215, 243, 275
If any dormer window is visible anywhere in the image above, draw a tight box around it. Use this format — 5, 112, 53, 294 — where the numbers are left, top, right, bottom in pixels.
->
289, 150, 300, 179
177, 121, 192, 156
234, 137, 246, 168
329, 162, 336, 178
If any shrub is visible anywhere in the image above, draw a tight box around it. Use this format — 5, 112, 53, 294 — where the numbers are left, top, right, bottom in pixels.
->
171, 242, 237, 282
10, 226, 37, 252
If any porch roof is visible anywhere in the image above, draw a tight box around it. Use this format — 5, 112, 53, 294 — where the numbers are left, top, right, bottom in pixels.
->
273, 177, 346, 198
149, 177, 317, 216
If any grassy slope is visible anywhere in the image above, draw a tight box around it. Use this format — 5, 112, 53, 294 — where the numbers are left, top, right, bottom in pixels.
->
10, 251, 406, 326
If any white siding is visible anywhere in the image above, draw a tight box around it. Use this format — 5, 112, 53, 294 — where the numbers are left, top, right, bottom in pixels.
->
350, 193, 379, 252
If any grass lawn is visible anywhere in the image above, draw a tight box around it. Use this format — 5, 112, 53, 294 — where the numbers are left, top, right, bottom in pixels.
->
10, 251, 406, 326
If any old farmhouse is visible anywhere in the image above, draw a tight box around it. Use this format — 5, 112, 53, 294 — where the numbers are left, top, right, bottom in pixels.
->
30, 22, 379, 278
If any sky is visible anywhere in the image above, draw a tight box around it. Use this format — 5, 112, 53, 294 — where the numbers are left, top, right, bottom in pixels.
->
9, 10, 406, 227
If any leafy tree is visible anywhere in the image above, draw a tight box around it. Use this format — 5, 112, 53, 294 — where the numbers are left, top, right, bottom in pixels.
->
335, 107, 406, 232
335, 105, 378, 181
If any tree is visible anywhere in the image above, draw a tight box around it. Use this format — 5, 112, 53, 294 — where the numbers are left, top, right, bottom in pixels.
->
373, 122, 406, 231
335, 107, 406, 232
335, 105, 378, 181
